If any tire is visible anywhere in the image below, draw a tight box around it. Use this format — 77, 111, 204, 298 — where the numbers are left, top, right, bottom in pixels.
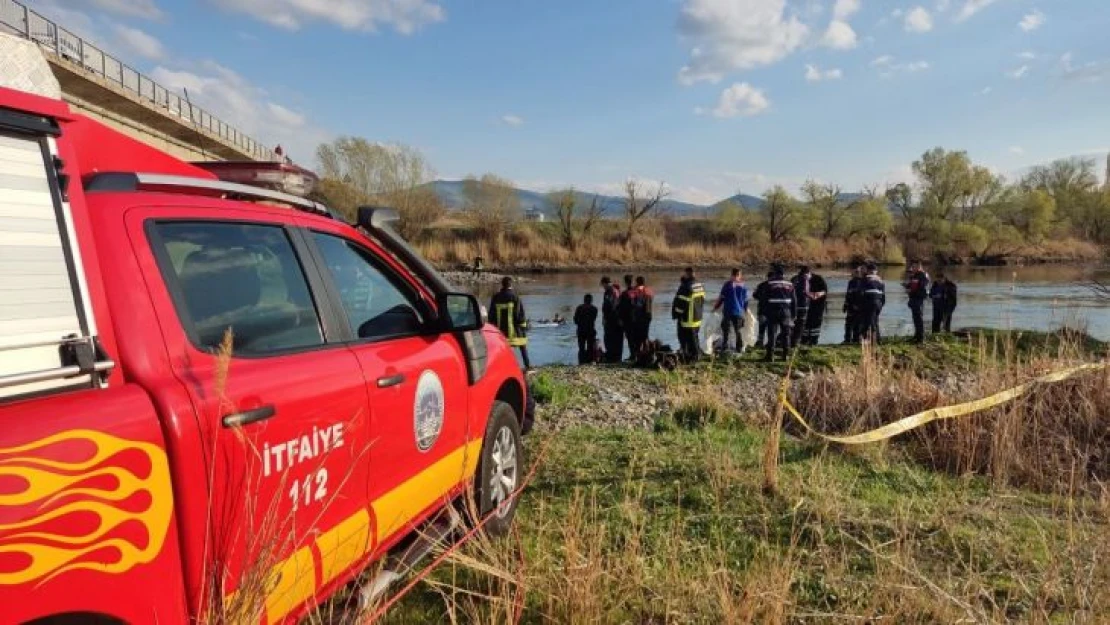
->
474, 400, 524, 537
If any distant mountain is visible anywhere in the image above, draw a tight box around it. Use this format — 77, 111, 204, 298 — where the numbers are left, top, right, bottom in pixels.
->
711, 193, 765, 210
426, 180, 712, 218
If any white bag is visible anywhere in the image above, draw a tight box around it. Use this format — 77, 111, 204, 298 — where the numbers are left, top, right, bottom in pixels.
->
743, 308, 758, 348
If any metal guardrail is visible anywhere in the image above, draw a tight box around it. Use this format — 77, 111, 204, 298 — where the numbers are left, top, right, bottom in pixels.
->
0, 0, 279, 161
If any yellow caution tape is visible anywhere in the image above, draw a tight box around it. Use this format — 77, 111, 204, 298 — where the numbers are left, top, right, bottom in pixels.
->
779, 363, 1107, 445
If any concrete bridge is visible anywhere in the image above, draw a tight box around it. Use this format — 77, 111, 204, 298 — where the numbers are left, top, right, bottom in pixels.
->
0, 0, 279, 163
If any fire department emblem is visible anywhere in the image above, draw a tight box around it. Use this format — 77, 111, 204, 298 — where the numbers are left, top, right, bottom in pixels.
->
414, 370, 445, 452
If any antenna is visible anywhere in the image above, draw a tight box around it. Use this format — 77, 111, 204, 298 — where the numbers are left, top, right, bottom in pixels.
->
182, 88, 212, 162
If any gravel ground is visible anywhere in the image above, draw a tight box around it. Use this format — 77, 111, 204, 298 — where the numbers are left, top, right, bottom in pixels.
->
439, 270, 529, 286
530, 363, 784, 433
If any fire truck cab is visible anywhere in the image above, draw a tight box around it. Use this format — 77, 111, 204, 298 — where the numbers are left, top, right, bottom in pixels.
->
0, 58, 529, 624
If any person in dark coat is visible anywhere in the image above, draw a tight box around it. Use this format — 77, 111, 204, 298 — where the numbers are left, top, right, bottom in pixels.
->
903, 260, 930, 344
930, 273, 958, 334
857, 263, 886, 344
752, 272, 772, 348
574, 293, 599, 364
490, 276, 530, 369
843, 265, 864, 344
617, 274, 640, 361
633, 276, 654, 352
757, 264, 796, 362
600, 276, 623, 363
671, 268, 706, 362
801, 268, 828, 346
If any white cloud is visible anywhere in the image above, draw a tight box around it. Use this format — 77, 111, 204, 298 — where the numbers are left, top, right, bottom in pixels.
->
871, 55, 930, 77
676, 0, 809, 84
501, 114, 524, 127
822, 20, 858, 49
980, 86, 993, 95
1019, 9, 1045, 32
1006, 64, 1030, 79
905, 6, 933, 32
112, 24, 165, 61
1059, 52, 1110, 83
935, 0, 951, 12
805, 64, 843, 81
1018, 51, 1037, 60
955, 0, 1000, 22
707, 82, 771, 118
210, 0, 445, 34
150, 61, 329, 163
832, 0, 861, 20
1009, 146, 1025, 155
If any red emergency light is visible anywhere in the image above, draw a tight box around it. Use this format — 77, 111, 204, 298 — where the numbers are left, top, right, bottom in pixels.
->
191, 161, 319, 198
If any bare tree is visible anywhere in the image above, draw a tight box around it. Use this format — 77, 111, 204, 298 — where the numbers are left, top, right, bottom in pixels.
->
550, 188, 604, 251
462, 174, 519, 250
316, 137, 444, 240
622, 179, 668, 247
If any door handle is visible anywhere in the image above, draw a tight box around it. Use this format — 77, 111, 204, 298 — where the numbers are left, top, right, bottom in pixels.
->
222, 404, 276, 428
377, 373, 406, 388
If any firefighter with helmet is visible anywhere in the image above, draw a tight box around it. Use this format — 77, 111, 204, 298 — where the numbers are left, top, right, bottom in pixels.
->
491, 276, 531, 370
671, 267, 705, 362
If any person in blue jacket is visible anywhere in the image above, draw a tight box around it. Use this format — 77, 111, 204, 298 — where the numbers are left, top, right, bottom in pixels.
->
713, 268, 749, 353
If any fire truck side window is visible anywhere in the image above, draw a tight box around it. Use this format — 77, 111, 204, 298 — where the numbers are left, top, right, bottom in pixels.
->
151, 222, 324, 355
311, 232, 425, 341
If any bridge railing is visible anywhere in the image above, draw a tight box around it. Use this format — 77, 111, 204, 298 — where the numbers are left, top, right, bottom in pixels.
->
0, 0, 279, 161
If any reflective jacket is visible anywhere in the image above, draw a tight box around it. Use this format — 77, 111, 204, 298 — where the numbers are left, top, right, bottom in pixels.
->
490, 288, 528, 346
760, 277, 796, 317
792, 272, 813, 312
672, 280, 706, 329
861, 273, 886, 308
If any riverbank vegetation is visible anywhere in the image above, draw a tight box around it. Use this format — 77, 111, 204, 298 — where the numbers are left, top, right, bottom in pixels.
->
310, 137, 1108, 271
365, 330, 1108, 623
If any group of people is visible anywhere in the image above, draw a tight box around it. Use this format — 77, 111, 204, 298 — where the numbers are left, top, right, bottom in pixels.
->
487, 261, 960, 371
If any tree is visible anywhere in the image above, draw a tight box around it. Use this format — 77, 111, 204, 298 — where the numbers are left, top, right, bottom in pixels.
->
461, 174, 520, 249
711, 200, 762, 244
550, 188, 604, 252
315, 137, 444, 240
309, 178, 371, 221
843, 192, 893, 241
622, 179, 669, 247
913, 147, 975, 220
1021, 157, 1099, 233
801, 180, 851, 240
761, 186, 809, 243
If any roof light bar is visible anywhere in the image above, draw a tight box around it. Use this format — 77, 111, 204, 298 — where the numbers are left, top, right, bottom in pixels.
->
85, 172, 339, 219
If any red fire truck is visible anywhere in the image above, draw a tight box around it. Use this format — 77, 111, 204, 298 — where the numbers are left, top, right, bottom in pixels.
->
0, 79, 530, 623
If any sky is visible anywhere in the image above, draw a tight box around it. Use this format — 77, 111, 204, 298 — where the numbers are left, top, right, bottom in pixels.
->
29, 0, 1110, 205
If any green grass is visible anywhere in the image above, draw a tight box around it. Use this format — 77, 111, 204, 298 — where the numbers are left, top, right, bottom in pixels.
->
382, 421, 1108, 623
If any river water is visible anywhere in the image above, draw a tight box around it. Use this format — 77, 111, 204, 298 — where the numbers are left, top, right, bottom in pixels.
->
465, 265, 1110, 367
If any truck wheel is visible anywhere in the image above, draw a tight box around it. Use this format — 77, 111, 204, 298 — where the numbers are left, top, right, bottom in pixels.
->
474, 400, 524, 536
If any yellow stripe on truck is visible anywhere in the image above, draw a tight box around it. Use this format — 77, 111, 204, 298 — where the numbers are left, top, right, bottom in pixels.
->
371, 439, 484, 542
241, 438, 484, 623
316, 508, 371, 586
265, 546, 315, 623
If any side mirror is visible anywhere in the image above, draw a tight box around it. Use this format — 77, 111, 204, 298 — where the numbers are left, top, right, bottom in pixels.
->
438, 292, 484, 332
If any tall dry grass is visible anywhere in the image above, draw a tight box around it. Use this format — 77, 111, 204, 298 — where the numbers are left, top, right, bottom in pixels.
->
789, 332, 1110, 495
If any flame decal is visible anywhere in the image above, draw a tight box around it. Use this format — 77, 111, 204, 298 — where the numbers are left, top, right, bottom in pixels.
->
0, 429, 173, 585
